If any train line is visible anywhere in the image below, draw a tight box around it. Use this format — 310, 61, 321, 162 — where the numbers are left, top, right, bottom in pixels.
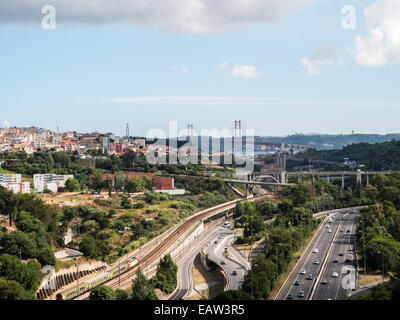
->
60, 194, 269, 300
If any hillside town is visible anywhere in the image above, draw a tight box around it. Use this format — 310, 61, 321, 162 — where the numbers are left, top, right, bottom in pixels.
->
0, 126, 147, 155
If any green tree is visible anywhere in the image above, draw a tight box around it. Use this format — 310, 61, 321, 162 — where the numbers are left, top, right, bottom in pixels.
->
365, 185, 379, 202
0, 254, 41, 293
89, 285, 116, 300
64, 178, 81, 192
0, 279, 36, 300
131, 268, 158, 300
153, 254, 178, 293
115, 288, 129, 300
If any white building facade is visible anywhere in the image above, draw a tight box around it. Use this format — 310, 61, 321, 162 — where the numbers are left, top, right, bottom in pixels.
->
33, 174, 74, 193
0, 174, 31, 194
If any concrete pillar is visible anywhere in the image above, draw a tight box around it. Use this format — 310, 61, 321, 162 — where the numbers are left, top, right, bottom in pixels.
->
298, 175, 301, 183
341, 175, 345, 189
327, 175, 330, 183
245, 184, 249, 199
356, 169, 362, 185
366, 174, 369, 186
281, 171, 286, 184
312, 175, 315, 183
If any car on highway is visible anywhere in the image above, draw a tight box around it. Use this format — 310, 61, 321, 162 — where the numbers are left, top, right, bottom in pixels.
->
332, 272, 339, 278
287, 293, 293, 300
298, 290, 305, 298
300, 269, 306, 275
214, 240, 218, 244
347, 229, 351, 233
232, 271, 237, 276
338, 252, 344, 256
333, 258, 338, 263
321, 279, 328, 284
313, 248, 319, 253
325, 225, 329, 228
313, 260, 319, 265
345, 254, 353, 263
220, 260, 225, 265
327, 229, 332, 233
306, 274, 313, 280
294, 279, 300, 286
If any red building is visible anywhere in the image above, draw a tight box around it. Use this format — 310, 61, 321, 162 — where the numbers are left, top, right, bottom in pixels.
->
154, 176, 174, 190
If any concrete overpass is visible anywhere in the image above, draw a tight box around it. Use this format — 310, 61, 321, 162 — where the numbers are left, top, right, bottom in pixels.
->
249, 169, 399, 188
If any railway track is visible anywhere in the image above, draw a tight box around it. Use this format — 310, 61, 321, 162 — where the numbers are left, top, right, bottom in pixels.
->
70, 194, 269, 300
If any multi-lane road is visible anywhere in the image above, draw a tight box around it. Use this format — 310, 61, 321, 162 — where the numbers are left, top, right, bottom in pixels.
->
170, 220, 250, 299
312, 211, 358, 300
169, 222, 223, 300
276, 208, 360, 300
205, 222, 250, 290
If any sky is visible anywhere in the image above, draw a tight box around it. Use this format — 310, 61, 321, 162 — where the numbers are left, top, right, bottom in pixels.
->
0, 0, 400, 137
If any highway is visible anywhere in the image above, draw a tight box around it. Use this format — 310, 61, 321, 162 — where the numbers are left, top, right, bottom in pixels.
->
169, 220, 250, 299
168, 222, 222, 300
275, 209, 350, 300
312, 209, 359, 300
205, 222, 250, 290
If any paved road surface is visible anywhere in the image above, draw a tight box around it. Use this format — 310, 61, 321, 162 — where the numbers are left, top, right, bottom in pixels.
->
206, 222, 249, 290
276, 209, 350, 300
312, 209, 359, 300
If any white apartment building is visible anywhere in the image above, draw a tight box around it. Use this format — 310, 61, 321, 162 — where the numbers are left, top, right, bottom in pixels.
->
0, 182, 31, 194
0, 174, 30, 194
0, 173, 22, 184
34, 174, 74, 193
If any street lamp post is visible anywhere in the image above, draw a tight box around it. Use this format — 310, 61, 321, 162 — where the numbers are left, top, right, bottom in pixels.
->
288, 222, 292, 257
251, 263, 258, 300
76, 263, 79, 301
362, 220, 366, 279
300, 219, 303, 249
377, 251, 385, 284
276, 247, 279, 283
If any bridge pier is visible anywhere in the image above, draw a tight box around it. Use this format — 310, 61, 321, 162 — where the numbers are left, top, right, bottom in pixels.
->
312, 175, 315, 183
356, 170, 362, 185
366, 174, 369, 186
281, 171, 287, 184
327, 175, 330, 183
341, 175, 345, 189
245, 184, 249, 199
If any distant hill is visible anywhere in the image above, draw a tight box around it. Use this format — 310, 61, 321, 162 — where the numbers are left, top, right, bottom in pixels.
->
297, 140, 400, 171
258, 133, 400, 150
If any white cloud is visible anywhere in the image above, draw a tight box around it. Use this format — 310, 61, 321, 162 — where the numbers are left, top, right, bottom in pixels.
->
300, 47, 344, 75
301, 57, 334, 75
218, 61, 230, 70
351, 0, 400, 66
231, 64, 262, 78
0, 0, 314, 33
180, 66, 189, 73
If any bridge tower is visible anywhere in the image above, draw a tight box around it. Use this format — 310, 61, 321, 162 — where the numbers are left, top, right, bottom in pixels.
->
125, 123, 130, 139
187, 124, 194, 140
234, 120, 242, 156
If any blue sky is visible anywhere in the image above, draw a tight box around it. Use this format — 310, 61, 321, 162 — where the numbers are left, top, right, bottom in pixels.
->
0, 0, 399, 137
